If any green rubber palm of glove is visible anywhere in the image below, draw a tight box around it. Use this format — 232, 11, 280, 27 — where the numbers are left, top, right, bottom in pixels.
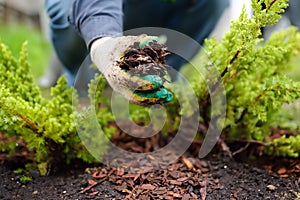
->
131, 74, 173, 104
120, 38, 173, 104
91, 35, 173, 105
134, 87, 173, 103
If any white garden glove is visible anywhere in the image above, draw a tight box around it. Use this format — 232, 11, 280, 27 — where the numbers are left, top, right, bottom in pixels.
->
90, 35, 172, 105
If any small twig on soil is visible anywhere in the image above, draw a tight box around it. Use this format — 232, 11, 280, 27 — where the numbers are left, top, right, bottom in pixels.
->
218, 138, 272, 158
80, 179, 101, 194
218, 138, 233, 158
227, 138, 272, 147
232, 142, 250, 156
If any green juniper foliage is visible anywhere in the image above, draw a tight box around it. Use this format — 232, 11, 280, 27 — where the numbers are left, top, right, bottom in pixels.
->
73, 73, 116, 162
192, 0, 300, 156
0, 41, 114, 174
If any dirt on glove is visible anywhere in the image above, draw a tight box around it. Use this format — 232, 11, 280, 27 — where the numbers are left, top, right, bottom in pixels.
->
117, 41, 170, 81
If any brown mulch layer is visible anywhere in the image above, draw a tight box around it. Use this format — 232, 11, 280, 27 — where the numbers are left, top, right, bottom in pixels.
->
1, 127, 300, 199
85, 155, 218, 200
77, 130, 300, 200
117, 40, 169, 78
0, 151, 300, 200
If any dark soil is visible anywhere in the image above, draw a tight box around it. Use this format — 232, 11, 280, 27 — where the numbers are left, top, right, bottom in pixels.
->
1, 145, 300, 200
1, 122, 300, 200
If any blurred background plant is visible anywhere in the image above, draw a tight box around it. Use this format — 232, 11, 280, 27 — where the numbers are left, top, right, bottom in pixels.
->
0, 0, 51, 81
0, 23, 51, 80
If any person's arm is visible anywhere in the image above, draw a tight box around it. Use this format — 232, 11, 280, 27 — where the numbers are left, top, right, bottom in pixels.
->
68, 0, 172, 105
69, 0, 123, 48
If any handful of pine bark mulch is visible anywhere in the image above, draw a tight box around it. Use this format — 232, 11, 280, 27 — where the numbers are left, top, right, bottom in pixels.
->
117, 40, 170, 81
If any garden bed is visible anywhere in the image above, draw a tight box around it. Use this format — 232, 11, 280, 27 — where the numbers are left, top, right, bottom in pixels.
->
1, 129, 299, 200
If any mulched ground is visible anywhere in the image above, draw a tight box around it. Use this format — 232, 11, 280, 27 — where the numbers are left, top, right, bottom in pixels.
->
1, 151, 299, 200
2, 98, 299, 198
1, 125, 300, 199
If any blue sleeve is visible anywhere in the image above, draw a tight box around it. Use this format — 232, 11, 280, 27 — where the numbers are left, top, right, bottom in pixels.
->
69, 0, 123, 48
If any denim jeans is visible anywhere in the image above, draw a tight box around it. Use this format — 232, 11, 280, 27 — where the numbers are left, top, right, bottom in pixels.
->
45, 0, 229, 84
287, 0, 300, 28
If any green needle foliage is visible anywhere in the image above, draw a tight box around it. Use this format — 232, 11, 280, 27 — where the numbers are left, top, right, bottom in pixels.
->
0, 41, 114, 174
192, 0, 300, 156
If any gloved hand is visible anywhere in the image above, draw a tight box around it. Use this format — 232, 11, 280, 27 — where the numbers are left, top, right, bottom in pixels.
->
90, 35, 173, 105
